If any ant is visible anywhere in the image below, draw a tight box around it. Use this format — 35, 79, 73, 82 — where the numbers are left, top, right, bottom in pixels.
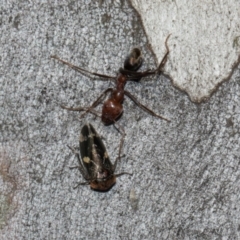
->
51, 35, 171, 125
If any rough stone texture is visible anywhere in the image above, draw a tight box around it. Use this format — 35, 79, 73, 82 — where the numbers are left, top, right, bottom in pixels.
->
0, 0, 240, 239
130, 0, 240, 102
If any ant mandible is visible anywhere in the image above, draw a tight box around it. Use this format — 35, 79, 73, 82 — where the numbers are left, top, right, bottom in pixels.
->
51, 35, 171, 125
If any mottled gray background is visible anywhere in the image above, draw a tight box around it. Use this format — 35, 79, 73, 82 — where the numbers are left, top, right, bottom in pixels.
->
0, 1, 240, 239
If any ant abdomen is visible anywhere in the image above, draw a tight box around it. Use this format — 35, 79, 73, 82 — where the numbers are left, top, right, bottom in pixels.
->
102, 99, 123, 125
124, 48, 143, 71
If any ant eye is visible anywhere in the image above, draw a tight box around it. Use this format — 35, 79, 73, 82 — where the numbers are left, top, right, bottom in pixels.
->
124, 48, 143, 71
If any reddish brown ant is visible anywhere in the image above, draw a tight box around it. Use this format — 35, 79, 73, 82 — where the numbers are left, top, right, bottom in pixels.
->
51, 35, 171, 125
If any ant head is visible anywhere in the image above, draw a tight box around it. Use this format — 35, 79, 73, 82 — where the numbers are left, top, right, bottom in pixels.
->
124, 48, 143, 71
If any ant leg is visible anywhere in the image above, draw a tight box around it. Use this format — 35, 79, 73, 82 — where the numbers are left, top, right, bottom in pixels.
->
156, 34, 171, 74
116, 124, 126, 161
111, 121, 126, 171
51, 55, 115, 80
113, 126, 133, 177
113, 121, 126, 138
80, 109, 102, 120
61, 88, 113, 118
61, 106, 101, 118
62, 105, 101, 120
79, 88, 113, 119
124, 90, 170, 122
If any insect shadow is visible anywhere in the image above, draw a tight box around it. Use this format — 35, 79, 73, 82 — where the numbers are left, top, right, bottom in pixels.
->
68, 123, 131, 191
51, 35, 171, 126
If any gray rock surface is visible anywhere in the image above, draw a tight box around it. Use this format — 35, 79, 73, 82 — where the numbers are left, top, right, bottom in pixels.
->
1, 1, 240, 239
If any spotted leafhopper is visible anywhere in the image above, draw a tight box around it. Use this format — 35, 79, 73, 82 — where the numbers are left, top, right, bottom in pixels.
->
68, 123, 131, 191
